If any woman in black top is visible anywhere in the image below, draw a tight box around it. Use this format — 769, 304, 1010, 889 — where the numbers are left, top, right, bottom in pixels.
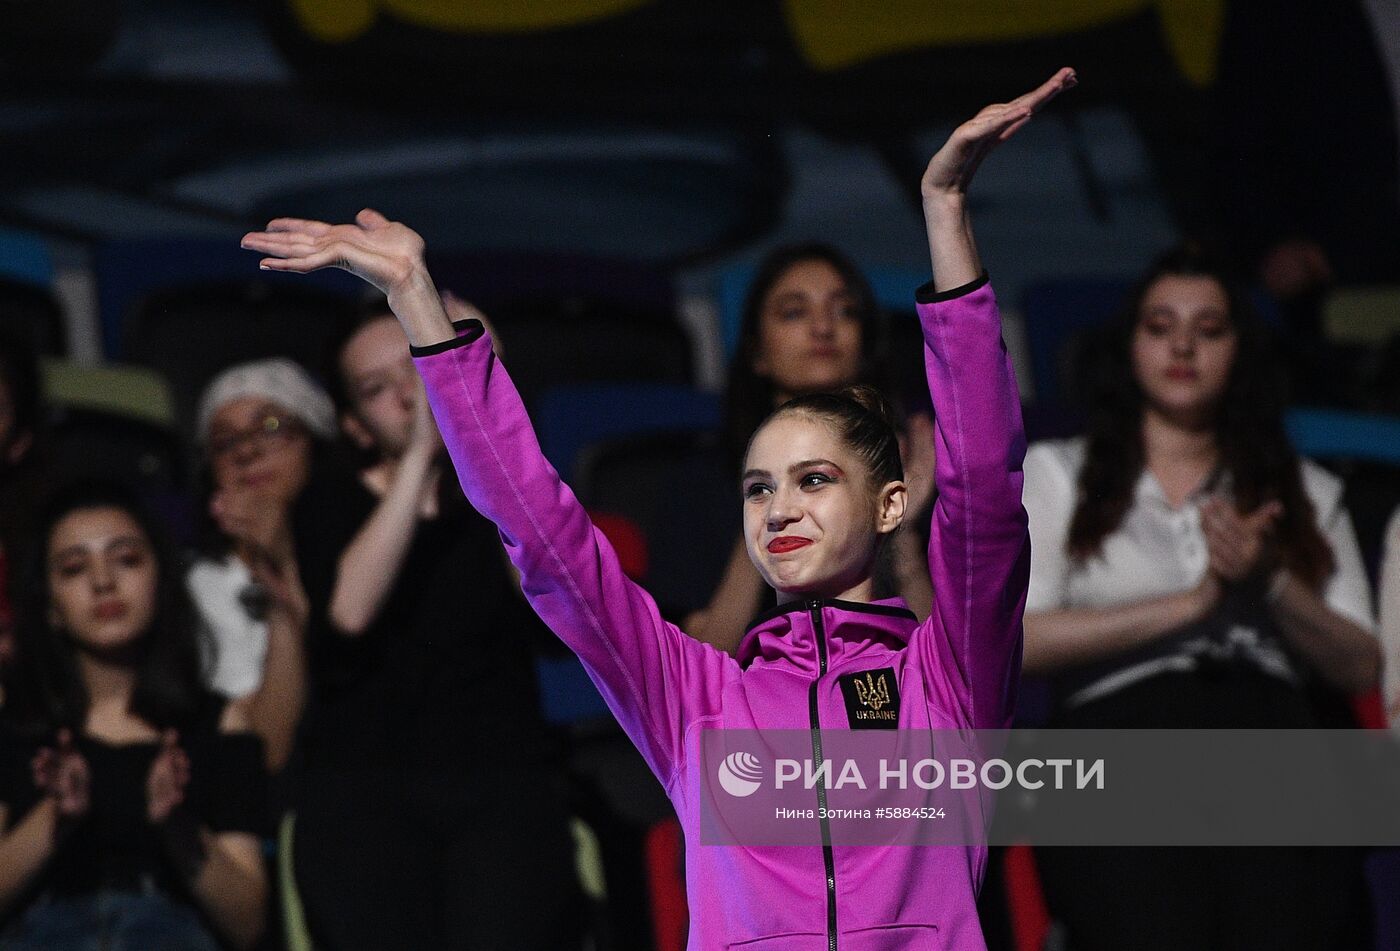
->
0, 481, 269, 950
288, 312, 581, 951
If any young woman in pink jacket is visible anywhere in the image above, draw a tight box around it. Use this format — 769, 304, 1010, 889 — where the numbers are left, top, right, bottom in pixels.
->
243, 68, 1074, 951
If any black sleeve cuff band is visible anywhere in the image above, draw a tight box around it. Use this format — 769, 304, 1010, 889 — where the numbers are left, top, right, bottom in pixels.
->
408, 319, 485, 357
915, 271, 990, 304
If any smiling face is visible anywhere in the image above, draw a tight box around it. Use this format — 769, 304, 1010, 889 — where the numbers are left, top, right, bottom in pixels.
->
207, 396, 312, 502
47, 506, 159, 656
1130, 274, 1238, 427
741, 412, 905, 602
752, 259, 864, 400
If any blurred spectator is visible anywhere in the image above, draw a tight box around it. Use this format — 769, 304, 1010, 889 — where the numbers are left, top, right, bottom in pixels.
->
0, 481, 267, 950
1022, 244, 1379, 949
1210, 0, 1400, 286
188, 358, 327, 773
686, 243, 935, 653
289, 311, 582, 950
1256, 237, 1349, 406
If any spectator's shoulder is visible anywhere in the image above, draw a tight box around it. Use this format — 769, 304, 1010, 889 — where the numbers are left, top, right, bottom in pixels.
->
185, 551, 241, 587
1297, 457, 1346, 518
1025, 436, 1086, 480
1384, 505, 1400, 554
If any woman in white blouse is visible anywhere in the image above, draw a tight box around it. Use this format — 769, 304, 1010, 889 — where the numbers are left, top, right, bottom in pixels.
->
1022, 244, 1380, 950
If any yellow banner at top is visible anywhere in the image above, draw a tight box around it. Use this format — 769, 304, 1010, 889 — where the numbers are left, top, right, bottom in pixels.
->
290, 0, 653, 44
782, 0, 1224, 86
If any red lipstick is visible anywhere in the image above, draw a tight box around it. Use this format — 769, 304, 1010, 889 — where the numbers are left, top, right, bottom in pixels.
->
767, 536, 813, 554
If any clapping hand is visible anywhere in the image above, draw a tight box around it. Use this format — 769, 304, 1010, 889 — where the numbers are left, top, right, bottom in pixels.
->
1201, 496, 1284, 584
211, 486, 291, 563
32, 729, 90, 818
146, 730, 191, 825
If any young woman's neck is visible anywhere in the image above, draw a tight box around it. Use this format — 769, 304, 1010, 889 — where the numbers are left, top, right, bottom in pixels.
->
1141, 406, 1217, 465
77, 651, 137, 717
1140, 406, 1220, 506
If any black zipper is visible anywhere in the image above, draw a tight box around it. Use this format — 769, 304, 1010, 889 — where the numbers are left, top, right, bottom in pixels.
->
806, 598, 838, 951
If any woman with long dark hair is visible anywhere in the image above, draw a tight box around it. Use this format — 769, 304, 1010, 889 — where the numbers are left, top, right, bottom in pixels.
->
0, 481, 268, 950
1022, 244, 1380, 948
241, 68, 1073, 950
687, 242, 937, 652
723, 242, 886, 468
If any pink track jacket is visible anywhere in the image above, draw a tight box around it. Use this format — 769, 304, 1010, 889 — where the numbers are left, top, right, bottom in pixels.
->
411, 274, 1030, 950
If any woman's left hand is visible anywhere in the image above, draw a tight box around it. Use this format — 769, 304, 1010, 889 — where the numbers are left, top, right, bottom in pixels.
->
1201, 496, 1284, 583
146, 730, 191, 825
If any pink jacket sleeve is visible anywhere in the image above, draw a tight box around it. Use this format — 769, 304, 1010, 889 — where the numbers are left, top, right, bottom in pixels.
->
411, 322, 727, 788
912, 275, 1031, 730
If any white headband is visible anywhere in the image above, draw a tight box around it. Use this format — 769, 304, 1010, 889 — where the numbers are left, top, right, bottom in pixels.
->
196, 357, 336, 444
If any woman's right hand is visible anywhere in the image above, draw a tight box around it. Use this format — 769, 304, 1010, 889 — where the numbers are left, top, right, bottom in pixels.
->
243, 209, 455, 348
211, 487, 293, 564
241, 208, 425, 295
250, 550, 311, 633
31, 729, 90, 818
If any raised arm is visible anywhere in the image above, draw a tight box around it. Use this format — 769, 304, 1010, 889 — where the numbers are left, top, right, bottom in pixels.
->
912, 69, 1075, 730
920, 68, 1076, 289
241, 215, 727, 787
326, 389, 441, 637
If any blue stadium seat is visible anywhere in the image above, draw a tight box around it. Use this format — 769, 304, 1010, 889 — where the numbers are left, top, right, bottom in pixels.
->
93, 237, 361, 359
536, 383, 721, 482
1285, 408, 1400, 466
0, 229, 53, 287
1020, 277, 1132, 408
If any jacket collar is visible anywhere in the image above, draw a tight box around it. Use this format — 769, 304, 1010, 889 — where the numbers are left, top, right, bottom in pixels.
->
736, 597, 917, 672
